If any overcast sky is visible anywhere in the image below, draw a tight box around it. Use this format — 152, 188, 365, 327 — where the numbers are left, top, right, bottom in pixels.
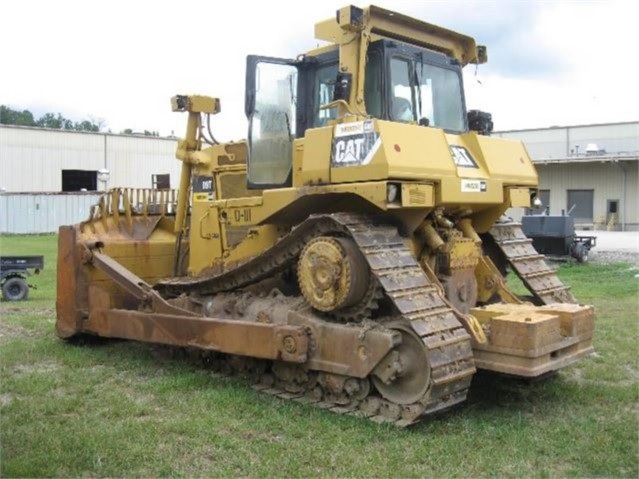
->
2, 0, 638, 139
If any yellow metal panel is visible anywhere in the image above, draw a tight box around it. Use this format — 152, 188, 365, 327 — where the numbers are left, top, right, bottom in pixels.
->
314, 6, 484, 66
401, 183, 434, 208
223, 225, 281, 268
295, 128, 332, 186
446, 133, 489, 179
475, 136, 538, 185
508, 188, 531, 208
381, 122, 455, 179
189, 204, 222, 275
439, 177, 503, 205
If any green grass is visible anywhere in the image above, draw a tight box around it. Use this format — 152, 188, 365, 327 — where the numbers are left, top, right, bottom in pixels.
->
1, 235, 638, 478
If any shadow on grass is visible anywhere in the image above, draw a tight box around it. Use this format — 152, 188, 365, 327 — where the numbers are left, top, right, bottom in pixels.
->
465, 370, 564, 409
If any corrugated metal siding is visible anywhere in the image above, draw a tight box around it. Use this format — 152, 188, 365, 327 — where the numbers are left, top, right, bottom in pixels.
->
1, 127, 103, 191
106, 135, 181, 189
0, 125, 178, 192
495, 128, 567, 159
536, 161, 638, 230
496, 122, 639, 160
0, 193, 102, 234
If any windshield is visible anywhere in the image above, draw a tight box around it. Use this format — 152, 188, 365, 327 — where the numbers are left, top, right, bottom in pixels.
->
390, 57, 465, 132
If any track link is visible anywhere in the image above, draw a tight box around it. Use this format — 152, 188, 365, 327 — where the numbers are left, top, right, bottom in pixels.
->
489, 220, 576, 304
158, 213, 475, 426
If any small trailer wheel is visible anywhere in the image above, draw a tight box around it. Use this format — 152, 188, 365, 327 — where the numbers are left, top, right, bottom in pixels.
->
2, 277, 29, 301
572, 242, 589, 263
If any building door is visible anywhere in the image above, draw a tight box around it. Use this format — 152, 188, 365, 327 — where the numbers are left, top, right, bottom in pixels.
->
606, 199, 619, 229
567, 189, 594, 224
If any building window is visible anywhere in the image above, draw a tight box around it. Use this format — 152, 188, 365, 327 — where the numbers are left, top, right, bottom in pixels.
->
61, 170, 97, 191
152, 174, 171, 189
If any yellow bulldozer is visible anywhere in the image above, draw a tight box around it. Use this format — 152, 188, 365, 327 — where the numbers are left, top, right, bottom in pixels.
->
56, 5, 594, 426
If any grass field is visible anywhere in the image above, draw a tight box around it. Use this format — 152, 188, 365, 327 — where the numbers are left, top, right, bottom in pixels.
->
1, 234, 638, 478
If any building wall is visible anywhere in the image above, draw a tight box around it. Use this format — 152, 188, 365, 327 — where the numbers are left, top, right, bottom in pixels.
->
0, 125, 179, 192
537, 160, 638, 230
508, 160, 638, 231
0, 192, 102, 234
497, 121, 639, 231
495, 121, 639, 159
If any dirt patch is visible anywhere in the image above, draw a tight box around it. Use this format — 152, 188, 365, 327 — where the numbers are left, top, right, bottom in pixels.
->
0, 306, 55, 317
12, 361, 60, 375
0, 321, 33, 344
0, 393, 15, 407
240, 430, 284, 442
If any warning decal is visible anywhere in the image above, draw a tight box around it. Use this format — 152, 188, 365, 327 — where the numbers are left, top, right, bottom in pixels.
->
193, 175, 215, 202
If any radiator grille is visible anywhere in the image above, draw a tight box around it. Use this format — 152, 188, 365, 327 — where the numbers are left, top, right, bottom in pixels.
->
219, 173, 261, 199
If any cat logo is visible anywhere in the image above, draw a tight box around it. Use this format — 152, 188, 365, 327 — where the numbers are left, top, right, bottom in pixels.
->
334, 137, 367, 164
331, 120, 380, 167
450, 145, 478, 168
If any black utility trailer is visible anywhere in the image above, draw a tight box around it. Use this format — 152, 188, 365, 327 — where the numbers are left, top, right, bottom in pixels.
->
522, 214, 596, 263
0, 256, 44, 301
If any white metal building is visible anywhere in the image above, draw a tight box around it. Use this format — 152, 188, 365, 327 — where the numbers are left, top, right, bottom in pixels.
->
0, 125, 179, 192
496, 121, 639, 231
0, 125, 179, 233
1, 121, 638, 233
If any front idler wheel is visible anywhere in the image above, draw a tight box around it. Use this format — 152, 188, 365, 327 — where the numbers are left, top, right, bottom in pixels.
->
371, 321, 431, 405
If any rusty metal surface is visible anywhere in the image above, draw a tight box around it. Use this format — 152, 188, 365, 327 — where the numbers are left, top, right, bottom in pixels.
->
55, 226, 84, 338
59, 209, 593, 426
489, 220, 577, 304
85, 308, 309, 362
158, 213, 476, 424
288, 310, 399, 378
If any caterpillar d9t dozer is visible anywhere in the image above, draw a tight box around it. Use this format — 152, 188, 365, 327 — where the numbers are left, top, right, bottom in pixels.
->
56, 5, 594, 426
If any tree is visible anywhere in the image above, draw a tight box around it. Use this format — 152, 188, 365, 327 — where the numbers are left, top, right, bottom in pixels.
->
0, 105, 36, 126
74, 120, 99, 132
1, 105, 104, 132
36, 112, 70, 129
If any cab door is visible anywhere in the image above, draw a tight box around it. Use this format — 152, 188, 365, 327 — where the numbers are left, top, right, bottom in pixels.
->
245, 56, 300, 189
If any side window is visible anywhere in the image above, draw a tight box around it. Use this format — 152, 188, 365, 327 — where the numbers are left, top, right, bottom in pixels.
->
314, 63, 339, 127
364, 52, 382, 118
247, 61, 298, 187
390, 58, 414, 122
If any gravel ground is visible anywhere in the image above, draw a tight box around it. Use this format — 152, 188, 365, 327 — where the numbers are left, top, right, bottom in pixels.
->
587, 250, 639, 266
574, 230, 639, 266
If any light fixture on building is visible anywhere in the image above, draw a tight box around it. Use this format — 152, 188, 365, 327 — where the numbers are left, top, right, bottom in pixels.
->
97, 168, 110, 187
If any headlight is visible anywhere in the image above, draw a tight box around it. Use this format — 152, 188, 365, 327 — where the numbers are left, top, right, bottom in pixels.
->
533, 197, 543, 207
387, 184, 399, 203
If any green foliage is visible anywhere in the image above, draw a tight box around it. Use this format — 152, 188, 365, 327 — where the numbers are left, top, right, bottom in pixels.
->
0, 105, 36, 126
1, 105, 103, 132
120, 129, 159, 136
0, 234, 637, 478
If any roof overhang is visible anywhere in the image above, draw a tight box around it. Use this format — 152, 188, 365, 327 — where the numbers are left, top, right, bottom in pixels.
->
534, 154, 639, 165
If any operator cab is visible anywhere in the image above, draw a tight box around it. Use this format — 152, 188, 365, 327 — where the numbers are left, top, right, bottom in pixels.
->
244, 39, 469, 189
